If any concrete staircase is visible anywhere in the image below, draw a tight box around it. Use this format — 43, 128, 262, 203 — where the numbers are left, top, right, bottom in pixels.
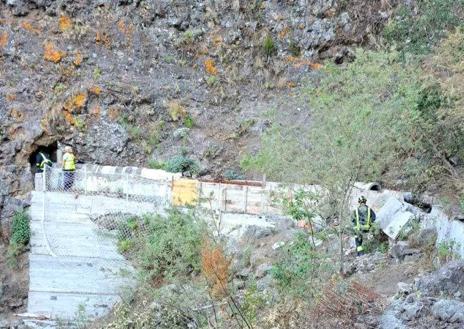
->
24, 190, 142, 328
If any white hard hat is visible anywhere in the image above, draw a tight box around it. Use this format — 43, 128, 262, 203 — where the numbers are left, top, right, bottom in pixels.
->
64, 146, 73, 153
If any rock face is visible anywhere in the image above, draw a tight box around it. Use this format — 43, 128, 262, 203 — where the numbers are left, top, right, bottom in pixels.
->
381, 261, 464, 329
0, 0, 396, 234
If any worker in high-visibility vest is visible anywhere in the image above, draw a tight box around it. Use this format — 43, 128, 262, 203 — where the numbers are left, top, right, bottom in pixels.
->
352, 196, 376, 256
35, 152, 52, 173
62, 146, 76, 191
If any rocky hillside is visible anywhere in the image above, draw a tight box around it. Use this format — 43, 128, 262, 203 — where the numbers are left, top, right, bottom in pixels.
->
0, 0, 396, 229
2, 0, 451, 326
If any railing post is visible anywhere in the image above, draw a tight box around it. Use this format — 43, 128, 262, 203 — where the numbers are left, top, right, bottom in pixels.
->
125, 172, 129, 202
84, 165, 88, 195
42, 164, 47, 192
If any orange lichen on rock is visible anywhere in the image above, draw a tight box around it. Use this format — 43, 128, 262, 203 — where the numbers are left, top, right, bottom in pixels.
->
204, 58, 218, 75
89, 85, 102, 95
286, 55, 322, 70
6, 93, 16, 101
44, 41, 65, 63
107, 107, 120, 121
212, 34, 222, 47
59, 15, 72, 31
0, 31, 8, 48
117, 19, 134, 38
95, 31, 111, 47
20, 21, 41, 34
63, 111, 75, 125
9, 108, 24, 122
74, 93, 87, 108
90, 105, 101, 118
278, 26, 290, 39
73, 51, 83, 66
64, 92, 87, 112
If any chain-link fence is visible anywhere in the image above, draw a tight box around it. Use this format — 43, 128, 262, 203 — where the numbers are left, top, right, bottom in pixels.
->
39, 165, 172, 261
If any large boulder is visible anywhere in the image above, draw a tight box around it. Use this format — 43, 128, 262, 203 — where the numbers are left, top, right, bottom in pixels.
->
431, 299, 464, 323
415, 261, 464, 297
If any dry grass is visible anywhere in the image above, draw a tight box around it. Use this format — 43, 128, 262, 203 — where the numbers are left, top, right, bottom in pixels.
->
309, 279, 384, 328
166, 100, 186, 121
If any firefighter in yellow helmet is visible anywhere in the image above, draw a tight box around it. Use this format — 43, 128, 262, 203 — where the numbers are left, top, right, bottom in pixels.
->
352, 196, 376, 256
62, 146, 76, 191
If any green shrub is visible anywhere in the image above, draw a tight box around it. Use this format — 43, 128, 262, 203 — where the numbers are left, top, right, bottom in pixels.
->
11, 210, 30, 246
223, 169, 244, 180
206, 75, 218, 87
271, 232, 334, 297
383, 0, 464, 54
6, 242, 23, 268
437, 240, 461, 263
118, 239, 134, 253
241, 283, 266, 325
147, 159, 165, 170
164, 155, 200, 176
137, 208, 205, 281
263, 35, 277, 57
183, 115, 194, 128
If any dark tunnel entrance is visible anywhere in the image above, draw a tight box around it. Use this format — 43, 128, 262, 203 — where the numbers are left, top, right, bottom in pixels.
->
29, 142, 59, 175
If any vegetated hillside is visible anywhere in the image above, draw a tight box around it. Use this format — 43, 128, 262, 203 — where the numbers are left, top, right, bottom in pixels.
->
0, 0, 393, 324
0, 0, 390, 222
1, 0, 464, 327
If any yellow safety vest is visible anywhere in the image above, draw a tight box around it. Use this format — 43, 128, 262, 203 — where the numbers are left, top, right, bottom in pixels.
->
63, 152, 76, 171
355, 207, 371, 232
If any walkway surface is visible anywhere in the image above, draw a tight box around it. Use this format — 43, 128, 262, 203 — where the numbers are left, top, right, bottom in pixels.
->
24, 191, 140, 328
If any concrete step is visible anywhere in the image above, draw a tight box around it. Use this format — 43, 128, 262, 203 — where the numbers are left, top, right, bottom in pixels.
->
30, 221, 123, 259
29, 254, 135, 295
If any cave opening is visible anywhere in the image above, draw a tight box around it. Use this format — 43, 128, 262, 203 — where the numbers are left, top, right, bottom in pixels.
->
29, 142, 59, 175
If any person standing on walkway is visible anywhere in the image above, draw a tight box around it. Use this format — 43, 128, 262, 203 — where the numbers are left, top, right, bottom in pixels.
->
352, 196, 376, 256
62, 146, 76, 191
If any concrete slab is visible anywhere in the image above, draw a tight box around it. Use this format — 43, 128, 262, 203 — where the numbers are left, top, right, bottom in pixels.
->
377, 197, 414, 240
29, 254, 134, 295
30, 221, 123, 259
27, 291, 120, 320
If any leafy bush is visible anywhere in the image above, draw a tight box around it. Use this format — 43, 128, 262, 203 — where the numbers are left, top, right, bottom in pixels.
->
223, 169, 244, 180
183, 115, 194, 128
10, 210, 30, 246
147, 159, 165, 170
136, 208, 205, 281
271, 232, 334, 297
164, 155, 200, 176
7, 210, 30, 268
383, 0, 464, 54
241, 283, 266, 325
437, 241, 461, 263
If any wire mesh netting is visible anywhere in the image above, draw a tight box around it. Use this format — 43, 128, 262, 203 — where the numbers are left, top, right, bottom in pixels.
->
40, 166, 171, 261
